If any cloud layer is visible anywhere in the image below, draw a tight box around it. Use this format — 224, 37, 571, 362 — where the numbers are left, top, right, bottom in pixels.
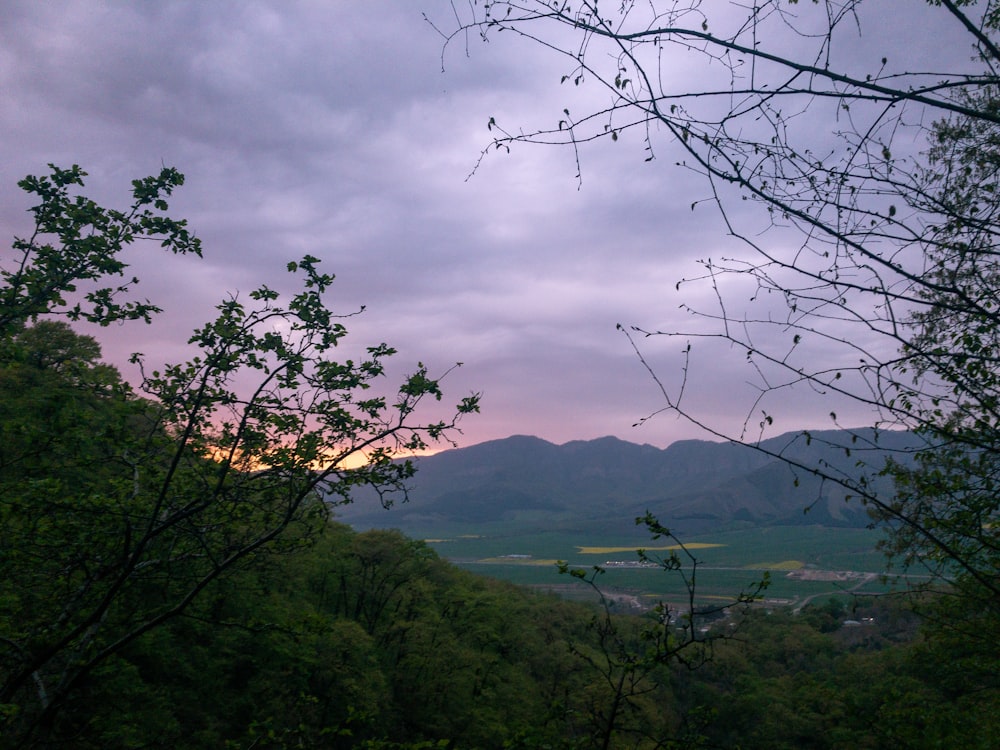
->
0, 1, 967, 449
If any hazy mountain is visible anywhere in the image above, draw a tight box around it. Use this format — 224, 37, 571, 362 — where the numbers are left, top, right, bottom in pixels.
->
334, 428, 921, 535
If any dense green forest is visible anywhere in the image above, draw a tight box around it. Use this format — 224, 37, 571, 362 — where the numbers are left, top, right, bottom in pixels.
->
5, 505, 999, 748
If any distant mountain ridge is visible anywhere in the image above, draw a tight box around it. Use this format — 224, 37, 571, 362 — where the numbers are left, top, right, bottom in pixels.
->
335, 429, 920, 535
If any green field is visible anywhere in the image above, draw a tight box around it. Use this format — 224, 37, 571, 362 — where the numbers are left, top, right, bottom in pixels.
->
419, 524, 907, 607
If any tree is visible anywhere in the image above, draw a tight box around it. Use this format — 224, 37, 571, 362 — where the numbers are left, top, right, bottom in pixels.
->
0, 165, 201, 335
0, 166, 479, 747
440, 0, 1000, 629
556, 513, 767, 749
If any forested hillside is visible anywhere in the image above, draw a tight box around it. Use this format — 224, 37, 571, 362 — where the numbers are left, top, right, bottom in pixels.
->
6, 515, 998, 748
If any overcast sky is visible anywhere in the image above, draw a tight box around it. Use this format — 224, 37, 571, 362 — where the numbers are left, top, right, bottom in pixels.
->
0, 1, 981, 451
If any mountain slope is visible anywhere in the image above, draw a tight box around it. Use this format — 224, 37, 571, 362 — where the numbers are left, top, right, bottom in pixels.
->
335, 429, 919, 534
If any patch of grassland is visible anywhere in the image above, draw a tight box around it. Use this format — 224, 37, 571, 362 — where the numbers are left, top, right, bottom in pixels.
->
477, 557, 562, 566
747, 560, 804, 570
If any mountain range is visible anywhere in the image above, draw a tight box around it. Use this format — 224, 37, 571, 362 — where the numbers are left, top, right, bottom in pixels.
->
334, 428, 921, 536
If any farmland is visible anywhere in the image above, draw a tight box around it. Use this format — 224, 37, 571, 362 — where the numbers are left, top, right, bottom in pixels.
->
416, 524, 902, 606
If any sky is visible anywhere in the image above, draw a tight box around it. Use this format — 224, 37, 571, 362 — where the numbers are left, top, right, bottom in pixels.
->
0, 1, 983, 452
